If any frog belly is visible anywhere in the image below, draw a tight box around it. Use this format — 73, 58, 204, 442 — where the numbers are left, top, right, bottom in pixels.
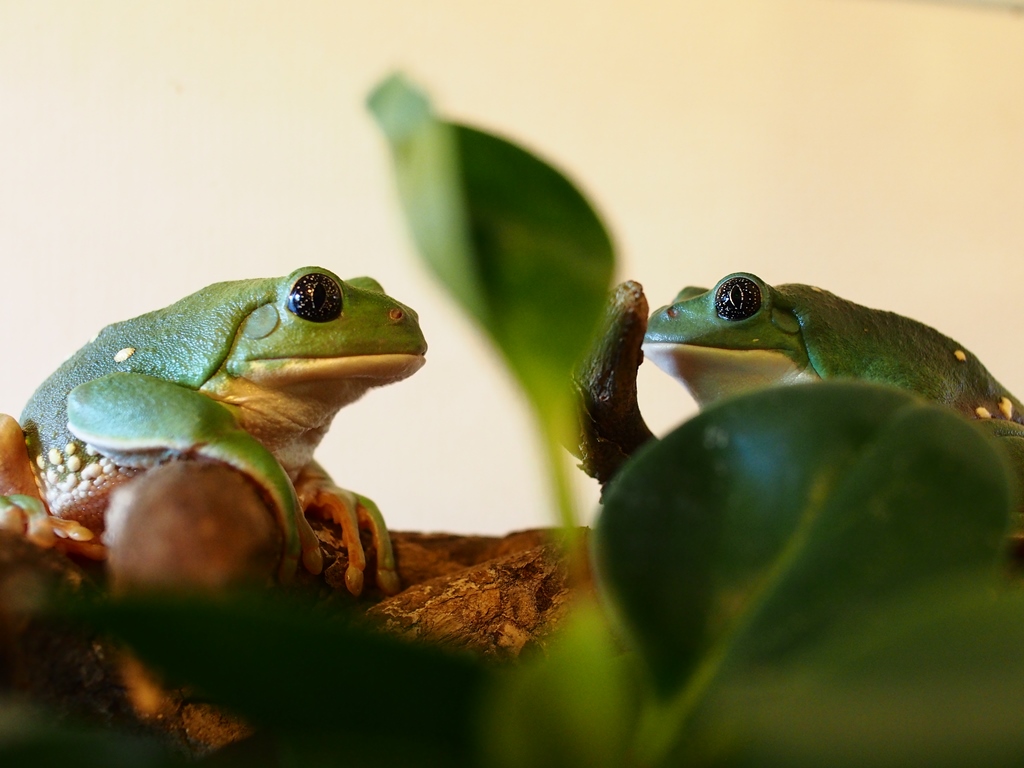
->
642, 342, 819, 407
41, 456, 140, 532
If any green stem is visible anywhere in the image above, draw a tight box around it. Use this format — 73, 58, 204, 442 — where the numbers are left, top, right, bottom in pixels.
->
542, 421, 579, 531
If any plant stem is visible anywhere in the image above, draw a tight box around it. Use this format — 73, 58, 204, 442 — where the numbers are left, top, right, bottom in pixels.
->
538, 403, 579, 531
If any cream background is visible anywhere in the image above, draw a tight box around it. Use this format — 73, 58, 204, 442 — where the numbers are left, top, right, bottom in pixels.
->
1, 1, 1023, 535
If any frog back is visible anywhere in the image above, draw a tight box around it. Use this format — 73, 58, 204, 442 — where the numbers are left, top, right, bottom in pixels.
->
776, 283, 1024, 425
21, 276, 279, 460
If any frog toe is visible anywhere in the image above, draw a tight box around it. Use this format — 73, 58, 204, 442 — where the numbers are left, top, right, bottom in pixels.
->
50, 517, 96, 542
344, 564, 365, 597
50, 518, 105, 559
295, 463, 402, 596
0, 414, 40, 499
25, 511, 104, 558
59, 539, 107, 560
310, 488, 368, 596
1, 494, 51, 543
0, 491, 107, 562
0, 500, 26, 533
26, 515, 58, 547
300, 532, 324, 576
376, 566, 401, 597
354, 494, 400, 596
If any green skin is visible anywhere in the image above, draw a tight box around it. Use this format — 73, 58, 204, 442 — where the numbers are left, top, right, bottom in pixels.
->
642, 272, 1024, 485
0, 266, 426, 590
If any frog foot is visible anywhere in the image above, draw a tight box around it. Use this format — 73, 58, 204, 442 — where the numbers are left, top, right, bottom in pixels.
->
296, 473, 399, 597
0, 494, 106, 559
0, 414, 106, 560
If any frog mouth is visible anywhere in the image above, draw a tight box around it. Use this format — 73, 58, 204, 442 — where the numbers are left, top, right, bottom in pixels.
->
642, 342, 818, 407
240, 353, 426, 385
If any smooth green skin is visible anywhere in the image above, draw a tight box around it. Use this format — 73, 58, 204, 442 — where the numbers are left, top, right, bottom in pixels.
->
644, 272, 1024, 484
15, 266, 426, 580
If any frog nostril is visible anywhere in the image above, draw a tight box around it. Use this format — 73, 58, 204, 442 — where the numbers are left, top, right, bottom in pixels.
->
667, 306, 679, 318
388, 308, 404, 322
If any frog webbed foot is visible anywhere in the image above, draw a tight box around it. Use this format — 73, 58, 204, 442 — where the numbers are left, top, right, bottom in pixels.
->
295, 468, 399, 597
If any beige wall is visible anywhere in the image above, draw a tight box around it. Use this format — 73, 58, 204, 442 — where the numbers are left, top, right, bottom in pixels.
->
2, 1, 1023, 534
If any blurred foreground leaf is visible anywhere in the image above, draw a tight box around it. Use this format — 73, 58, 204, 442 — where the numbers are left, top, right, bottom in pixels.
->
0, 698, 180, 768
478, 601, 640, 768
594, 381, 1014, 763
703, 583, 1024, 767
369, 74, 615, 526
64, 593, 487, 767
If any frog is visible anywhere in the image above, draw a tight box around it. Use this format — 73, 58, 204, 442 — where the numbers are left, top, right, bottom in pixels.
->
0, 266, 426, 596
573, 272, 1024, 488
640, 272, 1024, 477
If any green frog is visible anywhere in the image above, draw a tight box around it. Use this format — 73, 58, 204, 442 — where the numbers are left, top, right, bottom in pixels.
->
0, 267, 426, 595
575, 273, 1024, 486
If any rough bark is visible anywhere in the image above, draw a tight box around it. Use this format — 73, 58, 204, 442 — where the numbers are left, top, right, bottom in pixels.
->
368, 529, 589, 658
572, 280, 655, 486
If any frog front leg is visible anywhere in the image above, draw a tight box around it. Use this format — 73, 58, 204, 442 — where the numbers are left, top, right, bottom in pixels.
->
66, 372, 323, 581
295, 461, 400, 597
0, 413, 100, 554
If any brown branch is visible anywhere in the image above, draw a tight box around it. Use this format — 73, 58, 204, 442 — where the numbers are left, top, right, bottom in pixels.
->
573, 280, 655, 485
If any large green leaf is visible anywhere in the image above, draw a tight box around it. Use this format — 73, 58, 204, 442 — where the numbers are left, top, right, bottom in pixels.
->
369, 74, 613, 411
368, 77, 484, 324
0, 699, 180, 768
699, 582, 1024, 767
369, 75, 614, 507
594, 381, 1014, 762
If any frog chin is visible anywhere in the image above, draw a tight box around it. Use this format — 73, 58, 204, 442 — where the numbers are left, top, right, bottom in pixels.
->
641, 342, 819, 408
201, 353, 426, 476
239, 353, 426, 386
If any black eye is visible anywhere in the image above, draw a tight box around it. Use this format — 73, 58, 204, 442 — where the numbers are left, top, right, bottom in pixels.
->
714, 277, 761, 321
287, 273, 342, 322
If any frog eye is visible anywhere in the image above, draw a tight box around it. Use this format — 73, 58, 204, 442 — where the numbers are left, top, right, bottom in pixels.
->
287, 273, 343, 322
714, 277, 762, 321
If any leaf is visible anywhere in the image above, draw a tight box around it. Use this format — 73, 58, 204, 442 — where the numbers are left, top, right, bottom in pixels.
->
477, 601, 641, 768
0, 699, 180, 768
369, 73, 614, 425
700, 582, 1024, 768
62, 593, 488, 766
593, 381, 1014, 761
368, 76, 484, 325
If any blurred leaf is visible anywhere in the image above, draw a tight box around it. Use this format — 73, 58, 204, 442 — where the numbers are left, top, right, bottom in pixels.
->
700, 581, 1024, 767
63, 593, 487, 766
478, 601, 641, 768
594, 382, 1014, 762
0, 698, 180, 768
369, 73, 614, 431
369, 76, 483, 323
206, 732, 457, 768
